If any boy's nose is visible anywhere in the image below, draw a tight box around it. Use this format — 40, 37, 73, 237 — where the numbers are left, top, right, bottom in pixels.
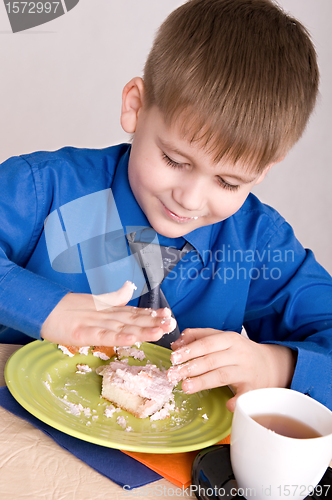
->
172, 177, 206, 213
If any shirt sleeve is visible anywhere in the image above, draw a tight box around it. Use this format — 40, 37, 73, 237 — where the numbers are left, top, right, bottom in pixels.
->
243, 220, 332, 409
0, 155, 70, 340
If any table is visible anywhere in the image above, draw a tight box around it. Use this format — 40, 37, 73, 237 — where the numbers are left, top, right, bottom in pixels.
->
2, 345, 331, 500
0, 344, 197, 500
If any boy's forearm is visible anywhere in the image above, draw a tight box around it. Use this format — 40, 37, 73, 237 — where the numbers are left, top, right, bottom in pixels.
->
0, 261, 70, 341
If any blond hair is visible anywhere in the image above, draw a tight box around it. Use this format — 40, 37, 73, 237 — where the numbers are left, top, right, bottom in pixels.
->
143, 0, 319, 172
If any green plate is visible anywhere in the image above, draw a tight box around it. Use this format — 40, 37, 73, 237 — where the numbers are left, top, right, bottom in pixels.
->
5, 340, 232, 453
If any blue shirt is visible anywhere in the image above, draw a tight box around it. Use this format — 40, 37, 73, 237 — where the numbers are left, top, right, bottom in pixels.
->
1, 144, 332, 409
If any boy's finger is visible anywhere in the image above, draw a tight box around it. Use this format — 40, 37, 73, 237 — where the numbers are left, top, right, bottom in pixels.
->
101, 306, 172, 319
170, 329, 193, 349
170, 332, 232, 365
113, 318, 176, 338
114, 326, 165, 345
226, 395, 238, 413
171, 327, 222, 350
168, 350, 236, 383
96, 310, 176, 333
80, 324, 164, 347
180, 365, 241, 394
93, 281, 137, 310
225, 385, 250, 413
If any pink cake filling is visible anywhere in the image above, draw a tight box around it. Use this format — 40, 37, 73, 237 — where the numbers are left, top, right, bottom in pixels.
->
100, 361, 174, 404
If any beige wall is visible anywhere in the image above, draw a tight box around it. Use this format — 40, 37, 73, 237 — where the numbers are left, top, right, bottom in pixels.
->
0, 0, 331, 272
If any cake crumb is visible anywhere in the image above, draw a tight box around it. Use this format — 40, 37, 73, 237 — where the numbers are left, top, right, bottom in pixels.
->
104, 405, 121, 418
58, 345, 90, 356
116, 416, 128, 429
115, 346, 145, 361
93, 352, 109, 360
62, 400, 84, 416
78, 346, 90, 355
150, 401, 175, 421
83, 407, 91, 417
76, 364, 92, 374
58, 345, 75, 357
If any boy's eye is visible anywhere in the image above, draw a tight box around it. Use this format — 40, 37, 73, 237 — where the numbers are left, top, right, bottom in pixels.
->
162, 152, 183, 169
162, 151, 239, 192
217, 177, 240, 191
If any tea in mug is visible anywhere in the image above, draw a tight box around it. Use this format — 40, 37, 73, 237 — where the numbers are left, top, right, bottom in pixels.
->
251, 414, 322, 439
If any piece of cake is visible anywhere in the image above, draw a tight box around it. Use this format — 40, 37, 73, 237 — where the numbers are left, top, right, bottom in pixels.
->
76, 364, 92, 374
58, 345, 115, 359
58, 345, 90, 357
115, 346, 145, 361
92, 346, 116, 360
96, 361, 175, 419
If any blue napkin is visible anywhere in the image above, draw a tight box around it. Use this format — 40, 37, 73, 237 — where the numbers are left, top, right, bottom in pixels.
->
0, 386, 161, 488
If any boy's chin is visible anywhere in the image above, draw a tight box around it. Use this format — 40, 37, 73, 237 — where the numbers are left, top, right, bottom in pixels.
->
148, 217, 202, 238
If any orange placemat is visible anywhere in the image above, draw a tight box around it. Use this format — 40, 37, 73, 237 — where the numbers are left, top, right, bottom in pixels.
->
122, 434, 231, 488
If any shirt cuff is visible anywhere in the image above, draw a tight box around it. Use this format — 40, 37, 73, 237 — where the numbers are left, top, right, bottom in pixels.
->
263, 339, 332, 411
0, 265, 71, 340
290, 343, 332, 410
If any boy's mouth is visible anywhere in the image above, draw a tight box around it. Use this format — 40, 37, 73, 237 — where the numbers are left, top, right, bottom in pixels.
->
161, 202, 200, 224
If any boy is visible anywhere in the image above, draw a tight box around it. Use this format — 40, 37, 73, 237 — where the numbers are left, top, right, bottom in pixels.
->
1, 0, 331, 413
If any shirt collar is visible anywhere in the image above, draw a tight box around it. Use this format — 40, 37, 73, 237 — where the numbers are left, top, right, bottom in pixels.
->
112, 146, 150, 230
112, 145, 214, 266
182, 225, 214, 266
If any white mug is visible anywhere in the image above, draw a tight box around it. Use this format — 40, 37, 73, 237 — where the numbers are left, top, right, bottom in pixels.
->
230, 388, 332, 500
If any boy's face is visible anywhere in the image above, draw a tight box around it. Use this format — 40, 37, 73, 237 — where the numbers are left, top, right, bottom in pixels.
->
123, 82, 271, 239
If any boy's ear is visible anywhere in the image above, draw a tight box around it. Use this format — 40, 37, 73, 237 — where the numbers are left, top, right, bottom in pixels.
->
120, 77, 144, 134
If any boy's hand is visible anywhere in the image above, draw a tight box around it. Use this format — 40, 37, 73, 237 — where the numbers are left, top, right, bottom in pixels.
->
41, 281, 176, 347
167, 328, 296, 412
